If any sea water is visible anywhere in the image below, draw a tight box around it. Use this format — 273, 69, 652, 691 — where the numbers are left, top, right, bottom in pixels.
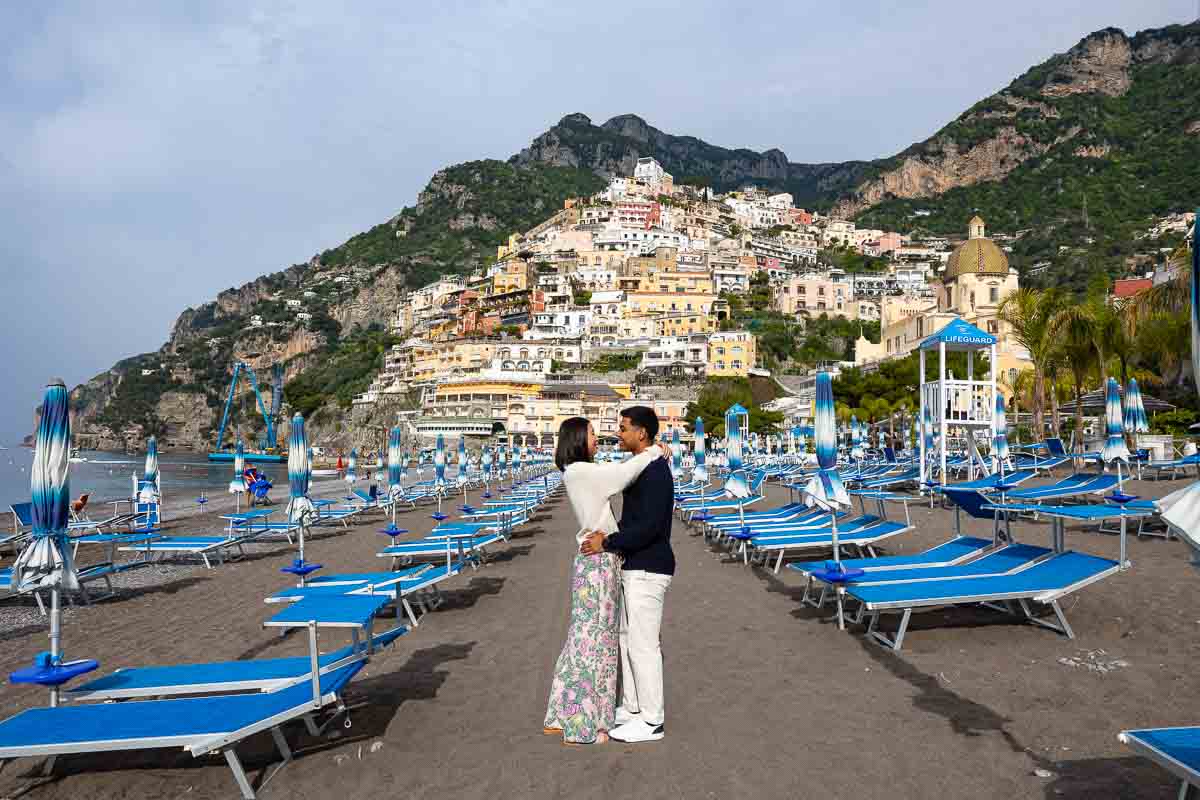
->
0, 449, 280, 508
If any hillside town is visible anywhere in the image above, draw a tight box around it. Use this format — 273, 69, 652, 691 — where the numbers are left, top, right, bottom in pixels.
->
312, 157, 1030, 444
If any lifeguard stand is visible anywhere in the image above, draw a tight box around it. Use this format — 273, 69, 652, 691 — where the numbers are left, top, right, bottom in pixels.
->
918, 317, 998, 486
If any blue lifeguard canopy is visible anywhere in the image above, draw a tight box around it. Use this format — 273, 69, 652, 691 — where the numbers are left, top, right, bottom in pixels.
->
919, 318, 996, 351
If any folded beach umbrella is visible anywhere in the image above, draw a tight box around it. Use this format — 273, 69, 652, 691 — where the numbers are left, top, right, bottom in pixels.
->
11, 379, 80, 703
1102, 377, 1131, 468
229, 439, 246, 493
434, 435, 446, 489
993, 393, 1010, 472
803, 372, 855, 626
849, 416, 864, 462
804, 372, 850, 513
724, 405, 749, 498
1125, 378, 1150, 434
400, 449, 410, 483
138, 436, 159, 503
692, 417, 707, 484
286, 414, 317, 562
456, 437, 468, 488
1163, 213, 1200, 551
482, 446, 493, 485
498, 444, 508, 482
388, 427, 402, 497
307, 447, 314, 482
671, 428, 683, 479
345, 448, 358, 485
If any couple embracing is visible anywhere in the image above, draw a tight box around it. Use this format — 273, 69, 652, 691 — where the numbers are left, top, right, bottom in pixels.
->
543, 406, 675, 745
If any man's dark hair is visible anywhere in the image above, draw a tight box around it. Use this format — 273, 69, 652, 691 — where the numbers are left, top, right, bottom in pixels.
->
555, 417, 592, 471
620, 405, 659, 441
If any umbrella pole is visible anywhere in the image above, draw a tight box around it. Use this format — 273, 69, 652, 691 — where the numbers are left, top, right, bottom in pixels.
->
49, 587, 61, 707
831, 511, 845, 631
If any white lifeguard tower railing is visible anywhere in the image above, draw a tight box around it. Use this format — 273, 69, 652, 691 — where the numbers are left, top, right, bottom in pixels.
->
918, 317, 998, 486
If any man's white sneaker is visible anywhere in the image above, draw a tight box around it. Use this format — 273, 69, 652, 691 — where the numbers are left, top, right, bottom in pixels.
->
609, 719, 664, 743
613, 707, 641, 727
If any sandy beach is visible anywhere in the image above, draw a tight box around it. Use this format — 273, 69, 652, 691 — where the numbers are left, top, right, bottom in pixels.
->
1, 471, 1199, 799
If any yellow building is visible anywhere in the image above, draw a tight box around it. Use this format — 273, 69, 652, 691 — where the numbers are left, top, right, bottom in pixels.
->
625, 247, 678, 277
655, 313, 717, 337
626, 291, 716, 317
492, 260, 533, 295
707, 331, 757, 377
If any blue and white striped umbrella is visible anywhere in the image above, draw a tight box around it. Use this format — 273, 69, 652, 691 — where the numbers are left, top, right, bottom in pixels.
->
724, 407, 748, 497
498, 445, 508, 479
850, 416, 864, 461
1102, 377, 1131, 464
388, 427, 402, 495
286, 414, 316, 530
13, 380, 79, 688
1124, 378, 1150, 433
307, 447, 314, 482
229, 439, 246, 493
142, 436, 159, 484
993, 394, 1010, 466
514, 442, 524, 476
482, 446, 493, 482
456, 437, 468, 487
805, 371, 849, 509
138, 436, 160, 503
692, 417, 707, 484
13, 378, 78, 596
345, 448, 358, 485
922, 403, 934, 454
671, 428, 683, 479
434, 434, 446, 488
400, 449, 410, 482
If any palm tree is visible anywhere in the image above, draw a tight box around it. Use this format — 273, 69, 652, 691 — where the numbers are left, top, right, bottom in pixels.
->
1049, 305, 1100, 453
998, 288, 1062, 440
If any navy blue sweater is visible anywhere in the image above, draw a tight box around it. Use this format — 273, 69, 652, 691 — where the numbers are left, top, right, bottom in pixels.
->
604, 457, 676, 575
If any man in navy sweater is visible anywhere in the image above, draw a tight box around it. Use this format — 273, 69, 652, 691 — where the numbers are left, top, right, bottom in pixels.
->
581, 406, 674, 743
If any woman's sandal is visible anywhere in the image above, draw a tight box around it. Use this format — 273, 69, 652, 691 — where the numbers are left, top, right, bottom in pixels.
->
543, 726, 562, 736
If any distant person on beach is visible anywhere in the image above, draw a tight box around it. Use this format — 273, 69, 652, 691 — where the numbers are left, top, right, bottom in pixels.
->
544, 415, 668, 745
580, 406, 676, 744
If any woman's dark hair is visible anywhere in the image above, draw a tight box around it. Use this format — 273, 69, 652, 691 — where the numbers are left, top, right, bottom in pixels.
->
555, 417, 592, 471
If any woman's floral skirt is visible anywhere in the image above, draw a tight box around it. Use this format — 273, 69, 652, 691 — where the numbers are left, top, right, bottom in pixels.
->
544, 551, 621, 743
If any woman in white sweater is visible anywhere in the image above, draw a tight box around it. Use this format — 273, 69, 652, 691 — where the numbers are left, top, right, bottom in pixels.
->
543, 416, 667, 744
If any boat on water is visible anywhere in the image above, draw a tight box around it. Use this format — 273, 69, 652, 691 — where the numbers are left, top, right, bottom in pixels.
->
207, 451, 286, 464
311, 468, 340, 477
69, 447, 88, 463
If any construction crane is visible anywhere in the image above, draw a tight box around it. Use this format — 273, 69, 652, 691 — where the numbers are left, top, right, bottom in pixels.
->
208, 361, 281, 461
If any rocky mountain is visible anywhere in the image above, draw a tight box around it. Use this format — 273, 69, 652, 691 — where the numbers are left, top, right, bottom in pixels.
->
511, 112, 873, 208
61, 20, 1200, 449
849, 22, 1200, 287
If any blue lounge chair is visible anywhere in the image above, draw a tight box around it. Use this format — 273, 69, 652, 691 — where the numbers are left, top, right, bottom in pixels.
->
1119, 726, 1200, 799
848, 550, 1120, 650
0, 662, 363, 799
747, 519, 913, 573
268, 562, 464, 627
68, 626, 406, 701
788, 536, 994, 578
1004, 472, 1119, 503
119, 535, 248, 569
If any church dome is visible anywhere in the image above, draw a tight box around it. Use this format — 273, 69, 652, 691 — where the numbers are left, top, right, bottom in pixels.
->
944, 216, 1009, 280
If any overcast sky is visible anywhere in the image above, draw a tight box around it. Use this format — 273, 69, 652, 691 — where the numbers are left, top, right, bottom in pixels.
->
0, 0, 1191, 444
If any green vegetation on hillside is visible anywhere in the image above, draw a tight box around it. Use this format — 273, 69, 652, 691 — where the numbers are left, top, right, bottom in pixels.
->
284, 326, 401, 419
317, 161, 605, 288
685, 377, 784, 436
856, 52, 1200, 293
93, 359, 179, 437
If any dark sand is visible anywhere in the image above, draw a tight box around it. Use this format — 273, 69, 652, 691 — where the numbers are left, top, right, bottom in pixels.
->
1, 471, 1199, 799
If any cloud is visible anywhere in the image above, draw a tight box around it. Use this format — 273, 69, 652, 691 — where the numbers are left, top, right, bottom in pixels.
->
0, 0, 1192, 441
